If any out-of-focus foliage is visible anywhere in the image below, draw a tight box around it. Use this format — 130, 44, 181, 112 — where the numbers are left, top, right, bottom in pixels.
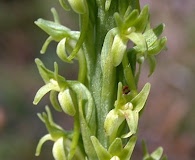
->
0, 0, 195, 160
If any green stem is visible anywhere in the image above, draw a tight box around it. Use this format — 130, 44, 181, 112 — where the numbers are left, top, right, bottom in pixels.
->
68, 112, 80, 160
67, 9, 89, 61
135, 63, 142, 87
92, 0, 120, 149
77, 50, 87, 84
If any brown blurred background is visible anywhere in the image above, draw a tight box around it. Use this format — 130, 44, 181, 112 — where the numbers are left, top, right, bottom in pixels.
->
0, 0, 195, 159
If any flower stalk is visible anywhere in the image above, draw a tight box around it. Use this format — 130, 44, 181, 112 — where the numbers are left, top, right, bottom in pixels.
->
33, 0, 167, 159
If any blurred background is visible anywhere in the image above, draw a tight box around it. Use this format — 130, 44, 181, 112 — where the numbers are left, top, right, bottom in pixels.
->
0, 0, 194, 159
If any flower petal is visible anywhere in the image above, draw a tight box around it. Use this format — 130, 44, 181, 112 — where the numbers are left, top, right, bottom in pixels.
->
111, 35, 127, 67
58, 89, 76, 116
35, 134, 53, 156
52, 137, 67, 160
33, 81, 60, 105
131, 83, 150, 112
122, 110, 138, 138
104, 109, 124, 136
56, 38, 73, 63
126, 32, 147, 54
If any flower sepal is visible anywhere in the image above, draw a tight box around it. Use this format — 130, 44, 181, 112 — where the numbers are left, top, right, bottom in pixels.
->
91, 136, 137, 160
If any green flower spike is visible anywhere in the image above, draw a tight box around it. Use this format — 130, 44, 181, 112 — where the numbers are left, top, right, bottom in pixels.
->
33, 0, 167, 159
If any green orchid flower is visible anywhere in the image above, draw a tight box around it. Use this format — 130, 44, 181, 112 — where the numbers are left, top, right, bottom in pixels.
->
35, 106, 69, 158
35, 106, 85, 160
33, 58, 77, 116
91, 136, 137, 160
104, 82, 150, 140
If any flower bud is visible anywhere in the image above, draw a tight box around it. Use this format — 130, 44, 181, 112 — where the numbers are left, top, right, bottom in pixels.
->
111, 156, 120, 160
58, 88, 76, 116
52, 137, 67, 160
67, 0, 87, 14
111, 35, 127, 67
104, 109, 124, 136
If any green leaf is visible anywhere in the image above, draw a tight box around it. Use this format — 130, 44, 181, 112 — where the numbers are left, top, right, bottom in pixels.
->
67, 82, 96, 159
78, 101, 97, 159
69, 81, 96, 129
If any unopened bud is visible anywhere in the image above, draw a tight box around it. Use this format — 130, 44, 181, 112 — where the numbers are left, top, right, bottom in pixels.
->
67, 0, 87, 14
58, 89, 76, 116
